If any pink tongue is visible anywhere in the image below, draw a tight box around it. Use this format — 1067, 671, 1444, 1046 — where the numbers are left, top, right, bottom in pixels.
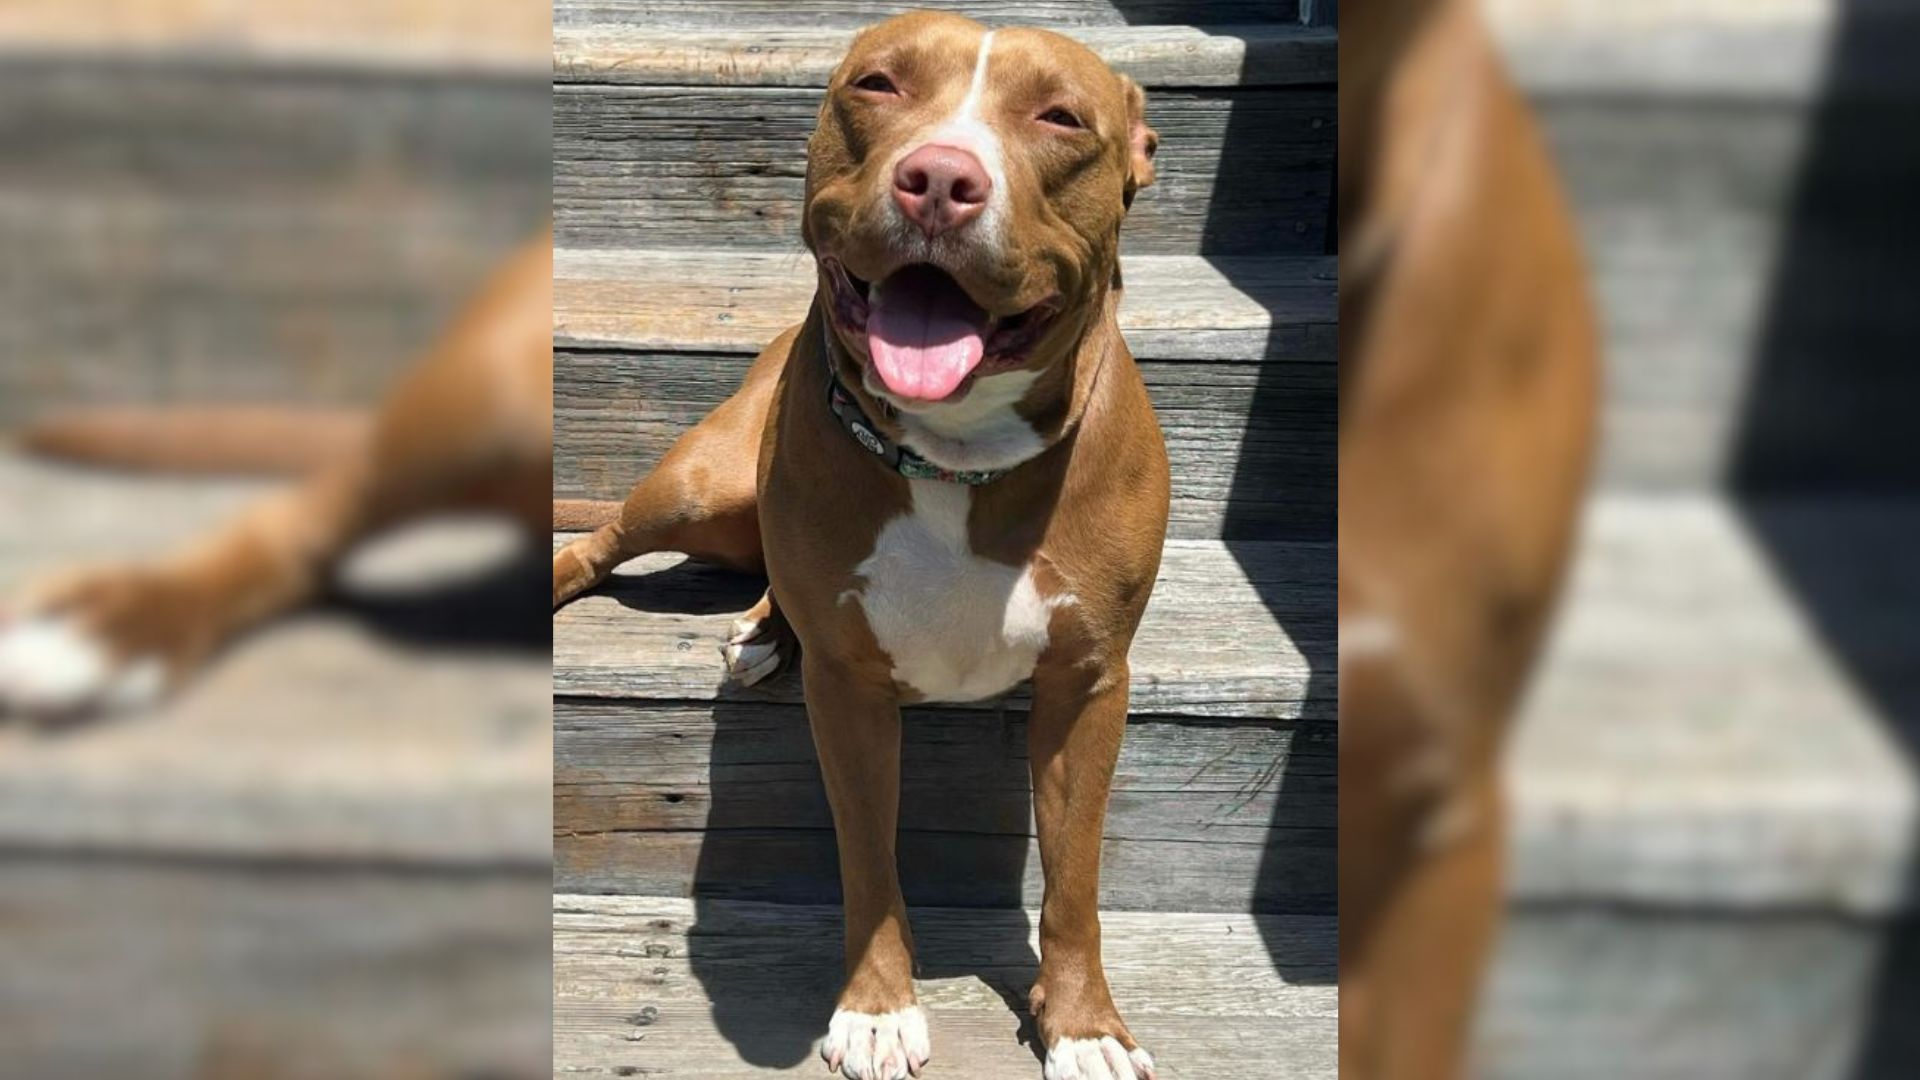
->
866, 265, 989, 402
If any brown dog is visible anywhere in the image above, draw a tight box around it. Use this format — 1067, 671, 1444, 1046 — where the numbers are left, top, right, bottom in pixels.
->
552, 13, 1168, 1080
1339, 2, 1597, 1078
0, 231, 553, 716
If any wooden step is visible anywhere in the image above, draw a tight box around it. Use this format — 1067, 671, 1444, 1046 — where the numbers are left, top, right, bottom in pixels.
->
553, 83, 1333, 256
8, 862, 550, 1079
1477, 907, 1887, 1080
1495, 3, 1920, 494
0, 456, 551, 866
555, 250, 1335, 361
555, 353, 1331, 542
552, 250, 1334, 540
1507, 493, 1920, 914
1504, 87, 1806, 493
555, 24, 1335, 88
553, 894, 1336, 1079
552, 538, 1333, 911
1493, 0, 1887, 103
554, 0, 1306, 31
1481, 490, 1920, 1073
549, 496, 1920, 915
0, 0, 548, 73
555, 699, 1333, 911
0, 48, 549, 427
553, 539, 1331, 719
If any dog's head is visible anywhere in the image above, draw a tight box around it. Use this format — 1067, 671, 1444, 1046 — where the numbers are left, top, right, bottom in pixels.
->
805, 12, 1157, 407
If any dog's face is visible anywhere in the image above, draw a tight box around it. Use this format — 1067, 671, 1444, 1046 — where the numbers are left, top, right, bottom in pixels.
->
805, 12, 1157, 405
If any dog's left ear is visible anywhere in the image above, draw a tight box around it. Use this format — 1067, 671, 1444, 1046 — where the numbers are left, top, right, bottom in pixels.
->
1120, 75, 1159, 208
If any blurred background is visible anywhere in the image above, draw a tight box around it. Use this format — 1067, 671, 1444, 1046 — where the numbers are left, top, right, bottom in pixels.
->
1473, 1, 1920, 1077
0, 2, 551, 1077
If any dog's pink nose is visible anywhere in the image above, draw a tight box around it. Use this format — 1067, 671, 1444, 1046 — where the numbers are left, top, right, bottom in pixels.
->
892, 144, 991, 237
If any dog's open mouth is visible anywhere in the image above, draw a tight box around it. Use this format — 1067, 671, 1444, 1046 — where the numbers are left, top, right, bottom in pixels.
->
823, 259, 1058, 403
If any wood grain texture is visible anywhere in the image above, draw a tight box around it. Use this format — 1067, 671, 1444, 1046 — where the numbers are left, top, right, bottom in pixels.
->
552, 0, 1302, 30
1526, 96, 1803, 491
553, 85, 1335, 255
1495, 6, 1835, 101
553, 350, 1335, 540
554, 894, 1336, 1078
554, 24, 1337, 88
553, 250, 1337, 362
6, 863, 550, 1080
550, 538, 1334, 720
1, 199, 534, 426
1511, 35, 1920, 492
1477, 908, 1884, 1080
0, 58, 549, 426
1530, 90, 1920, 495
554, 699, 1334, 910
0, 0, 550, 70
1508, 494, 1920, 914
0, 61, 549, 217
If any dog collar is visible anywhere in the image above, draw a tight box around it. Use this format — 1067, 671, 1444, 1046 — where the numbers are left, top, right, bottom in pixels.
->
821, 323, 1010, 486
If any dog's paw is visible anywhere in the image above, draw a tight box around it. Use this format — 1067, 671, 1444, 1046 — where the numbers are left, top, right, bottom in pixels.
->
819, 1006, 930, 1080
1043, 1037, 1156, 1080
721, 595, 793, 687
0, 616, 167, 719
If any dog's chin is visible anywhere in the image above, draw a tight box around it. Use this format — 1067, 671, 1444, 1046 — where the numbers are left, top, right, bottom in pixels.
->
820, 255, 1060, 405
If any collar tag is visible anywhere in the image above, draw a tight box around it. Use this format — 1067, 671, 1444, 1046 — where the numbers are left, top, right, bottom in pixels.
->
849, 421, 886, 458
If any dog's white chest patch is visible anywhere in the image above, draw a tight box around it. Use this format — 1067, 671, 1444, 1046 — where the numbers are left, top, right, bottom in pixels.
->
848, 481, 1072, 703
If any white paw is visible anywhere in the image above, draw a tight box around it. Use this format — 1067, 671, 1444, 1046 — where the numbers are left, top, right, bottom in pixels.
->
819, 1006, 930, 1080
721, 614, 783, 687
0, 617, 165, 717
1043, 1037, 1155, 1080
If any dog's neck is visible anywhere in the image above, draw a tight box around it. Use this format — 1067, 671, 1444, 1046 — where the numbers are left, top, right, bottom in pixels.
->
820, 280, 1119, 478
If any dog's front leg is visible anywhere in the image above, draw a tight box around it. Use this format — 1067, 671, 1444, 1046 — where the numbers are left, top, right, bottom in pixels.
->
1027, 662, 1156, 1080
805, 654, 929, 1080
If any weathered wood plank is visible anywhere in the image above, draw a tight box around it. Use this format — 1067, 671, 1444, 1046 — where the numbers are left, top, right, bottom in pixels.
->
1523, 95, 1803, 491
0, 61, 549, 208
1509, 494, 1920, 914
553, 250, 1338, 362
0, 0, 549, 71
554, 699, 1334, 910
560, 1001, 1334, 1078
6, 862, 550, 1080
554, 25, 1337, 88
0, 38, 548, 78
552, 0, 1303, 30
553, 85, 1335, 255
553, 350, 1335, 540
557, 704, 1331, 841
554, 894, 1336, 1078
0, 199, 545, 425
1497, 2, 1920, 107
550, 538, 1334, 720
0, 59, 549, 425
555, 895, 1336, 1012
1477, 907, 1885, 1080
561, 828, 1332, 915
1523, 87, 1920, 493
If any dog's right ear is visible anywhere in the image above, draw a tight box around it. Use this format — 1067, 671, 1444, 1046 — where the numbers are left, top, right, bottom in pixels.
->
1120, 75, 1159, 209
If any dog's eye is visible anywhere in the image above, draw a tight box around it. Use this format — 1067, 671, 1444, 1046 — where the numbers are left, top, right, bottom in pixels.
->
1039, 107, 1083, 130
853, 73, 899, 94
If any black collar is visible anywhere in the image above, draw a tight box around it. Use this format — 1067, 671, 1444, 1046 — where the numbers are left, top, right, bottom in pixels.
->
820, 323, 1012, 485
